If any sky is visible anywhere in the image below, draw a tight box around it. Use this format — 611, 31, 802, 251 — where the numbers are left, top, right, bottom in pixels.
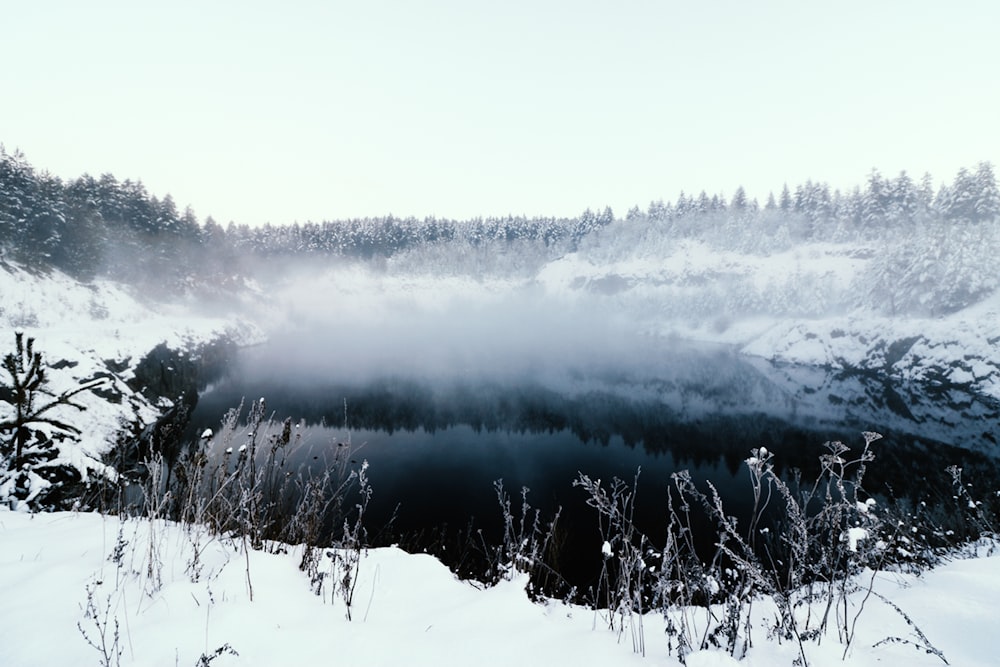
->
3, 0, 999, 226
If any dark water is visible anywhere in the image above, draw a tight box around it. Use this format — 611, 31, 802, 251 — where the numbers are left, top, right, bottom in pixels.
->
186, 336, 1000, 586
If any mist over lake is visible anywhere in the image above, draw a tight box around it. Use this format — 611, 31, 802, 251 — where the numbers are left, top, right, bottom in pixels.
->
188, 320, 1000, 584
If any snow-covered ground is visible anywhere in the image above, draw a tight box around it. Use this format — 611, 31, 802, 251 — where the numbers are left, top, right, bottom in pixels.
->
0, 262, 262, 502
534, 240, 1000, 401
1, 508, 997, 667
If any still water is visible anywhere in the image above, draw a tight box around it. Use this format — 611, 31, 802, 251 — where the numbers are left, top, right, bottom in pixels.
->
187, 335, 1000, 584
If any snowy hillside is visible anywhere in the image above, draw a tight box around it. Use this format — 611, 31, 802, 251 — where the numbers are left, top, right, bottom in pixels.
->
0, 261, 261, 506
532, 238, 1000, 402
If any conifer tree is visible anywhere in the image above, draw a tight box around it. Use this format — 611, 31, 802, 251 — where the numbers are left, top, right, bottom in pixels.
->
0, 333, 106, 471
973, 162, 1000, 222
778, 184, 792, 212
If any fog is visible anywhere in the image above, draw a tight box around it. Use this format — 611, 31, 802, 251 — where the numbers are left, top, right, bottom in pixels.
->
247, 265, 664, 385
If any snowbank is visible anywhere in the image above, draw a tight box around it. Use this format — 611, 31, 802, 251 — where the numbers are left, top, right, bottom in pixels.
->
1, 508, 998, 666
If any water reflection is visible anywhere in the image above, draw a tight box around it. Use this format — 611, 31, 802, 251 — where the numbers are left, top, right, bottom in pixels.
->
187, 341, 1000, 584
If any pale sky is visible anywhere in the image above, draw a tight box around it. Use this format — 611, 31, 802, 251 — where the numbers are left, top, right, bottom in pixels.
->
3, 1, 998, 226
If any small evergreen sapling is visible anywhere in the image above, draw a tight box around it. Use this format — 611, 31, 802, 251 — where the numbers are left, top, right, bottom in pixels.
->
0, 332, 107, 499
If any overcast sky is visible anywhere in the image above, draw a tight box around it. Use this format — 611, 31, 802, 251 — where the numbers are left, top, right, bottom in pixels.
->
4, 1, 999, 226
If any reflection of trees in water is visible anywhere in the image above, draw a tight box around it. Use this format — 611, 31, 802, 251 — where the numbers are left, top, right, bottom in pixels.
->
772, 365, 1000, 456
194, 373, 1000, 511
186, 371, 1000, 590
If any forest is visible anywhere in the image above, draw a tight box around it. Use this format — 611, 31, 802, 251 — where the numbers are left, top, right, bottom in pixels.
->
2, 146, 999, 318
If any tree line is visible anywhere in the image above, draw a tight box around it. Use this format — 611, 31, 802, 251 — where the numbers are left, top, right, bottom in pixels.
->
0, 146, 613, 289
1, 144, 997, 297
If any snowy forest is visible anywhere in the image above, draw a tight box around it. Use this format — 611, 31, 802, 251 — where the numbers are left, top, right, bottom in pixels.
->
2, 146, 998, 321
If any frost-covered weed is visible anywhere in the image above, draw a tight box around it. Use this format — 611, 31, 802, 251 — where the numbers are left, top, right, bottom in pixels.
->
326, 458, 372, 619
489, 480, 566, 600
572, 471, 648, 655
121, 396, 378, 619
77, 579, 123, 667
194, 644, 239, 666
574, 432, 958, 666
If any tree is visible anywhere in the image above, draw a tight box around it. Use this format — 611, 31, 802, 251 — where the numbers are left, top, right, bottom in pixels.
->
154, 193, 180, 234
973, 162, 1000, 222
861, 169, 890, 228
695, 190, 712, 215
888, 170, 918, 225
778, 184, 792, 212
939, 166, 993, 223
917, 172, 936, 218
730, 186, 748, 211
0, 147, 39, 256
0, 333, 106, 471
646, 199, 666, 221
61, 174, 108, 280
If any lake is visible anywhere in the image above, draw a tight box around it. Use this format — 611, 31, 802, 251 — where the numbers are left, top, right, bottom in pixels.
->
186, 333, 1000, 587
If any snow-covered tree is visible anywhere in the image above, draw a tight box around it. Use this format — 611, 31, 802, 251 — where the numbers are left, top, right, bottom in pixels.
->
764, 191, 777, 211
730, 186, 748, 211
973, 162, 1000, 222
0, 333, 106, 478
861, 169, 890, 228
778, 183, 792, 212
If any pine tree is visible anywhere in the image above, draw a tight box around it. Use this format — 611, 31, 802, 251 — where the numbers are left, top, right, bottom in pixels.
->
0, 333, 106, 471
942, 167, 978, 223
730, 186, 748, 211
973, 162, 1000, 222
0, 147, 38, 257
885, 171, 918, 226
861, 169, 890, 228
917, 173, 936, 219
778, 184, 792, 212
61, 174, 109, 280
22, 173, 68, 266
699, 191, 713, 214
674, 192, 690, 217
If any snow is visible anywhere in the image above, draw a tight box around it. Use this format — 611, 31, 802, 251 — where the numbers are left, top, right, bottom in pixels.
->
686, 651, 741, 667
0, 262, 262, 466
844, 526, 869, 552
743, 311, 1000, 400
1, 508, 999, 667
533, 239, 1000, 401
